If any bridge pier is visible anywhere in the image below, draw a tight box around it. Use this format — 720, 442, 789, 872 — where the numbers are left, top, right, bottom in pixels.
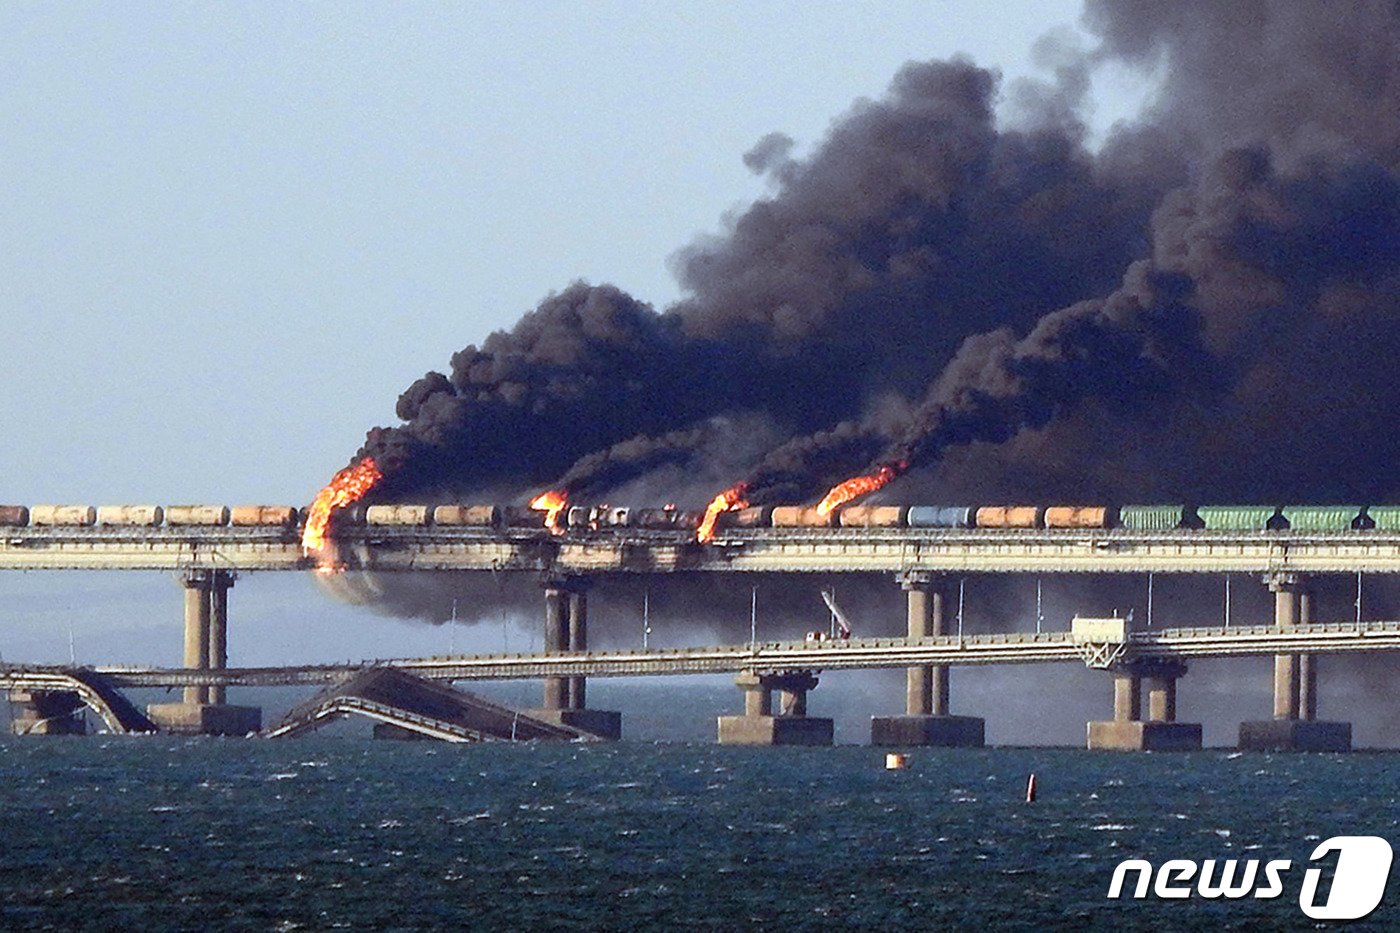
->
871, 572, 984, 747
530, 578, 620, 739
7, 689, 86, 735
718, 671, 833, 745
1088, 659, 1201, 751
147, 569, 261, 736
1239, 573, 1350, 751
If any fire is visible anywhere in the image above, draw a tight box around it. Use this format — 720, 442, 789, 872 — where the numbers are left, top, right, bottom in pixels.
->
815, 461, 907, 516
301, 457, 383, 561
530, 489, 569, 534
696, 482, 749, 543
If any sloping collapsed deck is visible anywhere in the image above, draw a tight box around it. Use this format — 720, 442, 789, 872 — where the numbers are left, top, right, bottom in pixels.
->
262, 667, 597, 742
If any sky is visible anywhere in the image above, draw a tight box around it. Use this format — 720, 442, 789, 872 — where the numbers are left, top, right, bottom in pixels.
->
0, 3, 1184, 738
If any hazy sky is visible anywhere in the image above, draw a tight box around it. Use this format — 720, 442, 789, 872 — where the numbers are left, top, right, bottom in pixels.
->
0, 3, 1163, 693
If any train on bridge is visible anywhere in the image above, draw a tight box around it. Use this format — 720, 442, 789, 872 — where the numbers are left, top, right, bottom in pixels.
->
4, 501, 1400, 535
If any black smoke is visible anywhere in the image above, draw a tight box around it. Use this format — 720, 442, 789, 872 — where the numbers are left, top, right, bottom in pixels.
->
338, 2, 1400, 651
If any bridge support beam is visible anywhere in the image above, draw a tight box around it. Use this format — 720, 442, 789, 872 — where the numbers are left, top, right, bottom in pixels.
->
531, 578, 620, 739
871, 572, 984, 747
1239, 573, 1350, 751
541, 583, 570, 711
7, 689, 86, 735
147, 570, 260, 736
719, 671, 833, 746
1088, 660, 1201, 751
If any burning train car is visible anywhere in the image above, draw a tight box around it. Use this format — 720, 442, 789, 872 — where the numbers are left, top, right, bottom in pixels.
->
1, 500, 1393, 538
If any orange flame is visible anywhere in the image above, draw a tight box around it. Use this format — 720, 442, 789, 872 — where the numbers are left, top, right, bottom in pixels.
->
815, 461, 906, 516
302, 457, 383, 562
697, 482, 749, 543
530, 489, 569, 534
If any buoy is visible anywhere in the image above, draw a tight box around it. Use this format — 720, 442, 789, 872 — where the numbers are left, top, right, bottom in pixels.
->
885, 752, 908, 770
1025, 772, 1037, 802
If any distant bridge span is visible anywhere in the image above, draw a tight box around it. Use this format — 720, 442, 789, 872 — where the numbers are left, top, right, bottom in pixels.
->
8, 526, 1400, 574
34, 620, 1400, 688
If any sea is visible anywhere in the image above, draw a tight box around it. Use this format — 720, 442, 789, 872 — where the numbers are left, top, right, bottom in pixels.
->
2, 687, 1398, 930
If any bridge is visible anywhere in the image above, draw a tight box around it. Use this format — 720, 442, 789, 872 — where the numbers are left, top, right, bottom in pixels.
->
7, 524, 1400, 574
58, 619, 1400, 686
4, 523, 1395, 751
4, 619, 1396, 750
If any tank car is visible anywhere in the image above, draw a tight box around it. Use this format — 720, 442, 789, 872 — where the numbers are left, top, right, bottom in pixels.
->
165, 505, 230, 526
770, 506, 836, 527
906, 506, 974, 528
30, 505, 98, 526
0, 505, 30, 526
365, 504, 431, 526
96, 505, 165, 526
974, 506, 1043, 529
1043, 506, 1117, 529
229, 505, 299, 527
432, 504, 500, 526
838, 505, 908, 528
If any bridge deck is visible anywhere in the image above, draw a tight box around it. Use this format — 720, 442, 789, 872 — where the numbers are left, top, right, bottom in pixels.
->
6, 525, 1400, 573
26, 620, 1397, 688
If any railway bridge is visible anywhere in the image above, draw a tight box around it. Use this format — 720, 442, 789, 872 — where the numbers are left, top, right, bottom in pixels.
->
6, 524, 1400, 749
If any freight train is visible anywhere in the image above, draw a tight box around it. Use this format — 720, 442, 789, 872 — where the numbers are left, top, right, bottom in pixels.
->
4, 502, 1400, 533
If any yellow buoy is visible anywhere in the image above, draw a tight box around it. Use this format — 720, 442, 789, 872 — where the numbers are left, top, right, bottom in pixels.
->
885, 753, 908, 770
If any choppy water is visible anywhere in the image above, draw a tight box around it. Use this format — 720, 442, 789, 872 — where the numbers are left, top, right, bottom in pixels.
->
2, 738, 1397, 930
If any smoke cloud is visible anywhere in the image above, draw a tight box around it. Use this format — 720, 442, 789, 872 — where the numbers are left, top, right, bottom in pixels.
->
336, 1, 1400, 652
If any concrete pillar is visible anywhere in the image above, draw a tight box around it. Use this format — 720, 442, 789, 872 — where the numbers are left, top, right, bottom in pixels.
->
568, 590, 587, 710
542, 585, 569, 711
1088, 660, 1199, 750
872, 571, 984, 748
1298, 588, 1318, 721
779, 686, 808, 717
182, 570, 211, 705
1240, 572, 1350, 751
208, 571, 234, 705
1113, 672, 1142, 722
738, 672, 772, 716
1269, 574, 1300, 720
902, 573, 948, 716
719, 671, 831, 745
1147, 676, 1177, 722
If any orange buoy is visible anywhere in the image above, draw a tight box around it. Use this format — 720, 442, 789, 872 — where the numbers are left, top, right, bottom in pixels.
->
885, 753, 908, 770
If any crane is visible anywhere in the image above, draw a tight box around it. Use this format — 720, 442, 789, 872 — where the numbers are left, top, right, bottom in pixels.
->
806, 588, 853, 642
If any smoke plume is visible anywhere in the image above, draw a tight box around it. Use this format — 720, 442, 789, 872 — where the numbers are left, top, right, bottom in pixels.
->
336, 1, 1400, 643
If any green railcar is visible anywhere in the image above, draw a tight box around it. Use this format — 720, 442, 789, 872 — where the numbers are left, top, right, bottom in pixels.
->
1365, 507, 1400, 530
1280, 506, 1363, 531
1195, 505, 1278, 531
1119, 505, 1187, 531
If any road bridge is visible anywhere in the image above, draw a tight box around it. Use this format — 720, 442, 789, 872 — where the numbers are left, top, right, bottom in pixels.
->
5, 619, 1392, 750
58, 619, 1400, 686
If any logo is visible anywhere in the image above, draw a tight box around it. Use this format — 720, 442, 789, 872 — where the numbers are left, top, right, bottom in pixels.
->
1107, 836, 1393, 920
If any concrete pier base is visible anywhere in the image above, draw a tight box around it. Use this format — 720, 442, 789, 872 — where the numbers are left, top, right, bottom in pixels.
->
1087, 720, 1203, 751
870, 714, 985, 747
147, 702, 261, 737
1238, 720, 1352, 752
8, 690, 86, 735
528, 708, 622, 740
716, 715, 834, 746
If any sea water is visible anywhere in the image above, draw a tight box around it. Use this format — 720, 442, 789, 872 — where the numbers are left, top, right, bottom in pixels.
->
1, 737, 1396, 930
